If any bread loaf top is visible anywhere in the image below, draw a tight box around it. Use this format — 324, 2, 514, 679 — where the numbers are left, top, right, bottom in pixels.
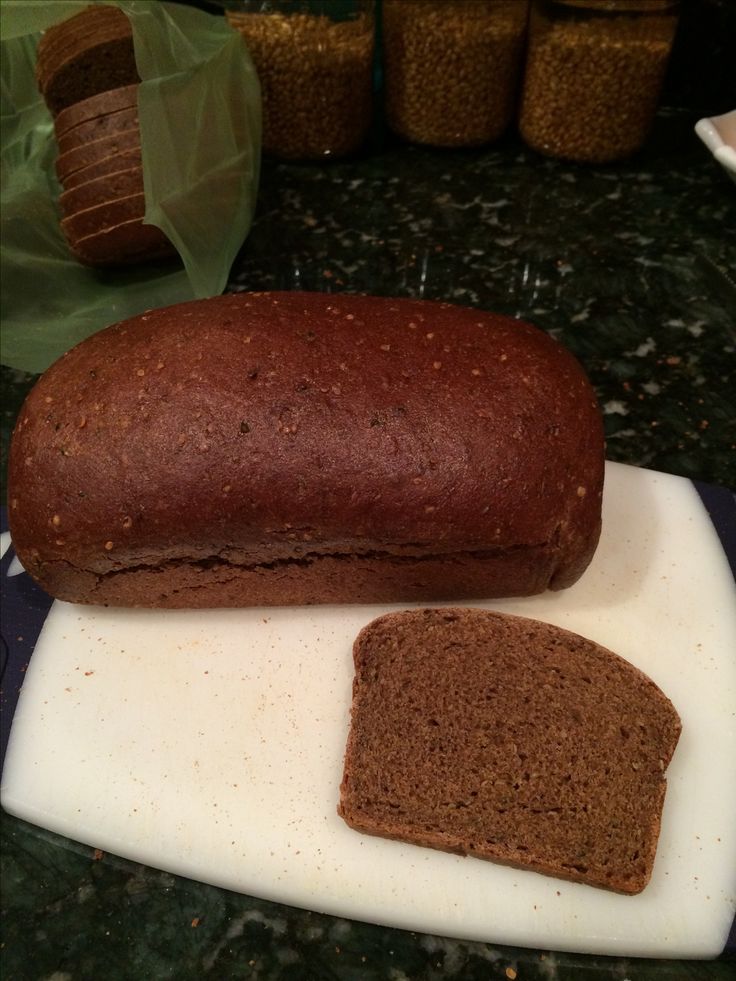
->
8, 292, 604, 593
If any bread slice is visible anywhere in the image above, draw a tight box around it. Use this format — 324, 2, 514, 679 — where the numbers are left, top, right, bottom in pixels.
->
39, 35, 138, 117
56, 105, 138, 156
68, 217, 175, 267
54, 83, 139, 138
59, 166, 144, 218
339, 608, 681, 894
61, 191, 146, 242
61, 147, 142, 191
56, 128, 141, 184
36, 7, 137, 115
35, 4, 125, 84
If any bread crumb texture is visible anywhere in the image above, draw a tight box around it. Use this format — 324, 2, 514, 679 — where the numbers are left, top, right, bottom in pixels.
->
339, 608, 681, 894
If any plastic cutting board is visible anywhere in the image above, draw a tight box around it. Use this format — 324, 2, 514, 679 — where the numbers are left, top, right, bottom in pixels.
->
1, 461, 735, 958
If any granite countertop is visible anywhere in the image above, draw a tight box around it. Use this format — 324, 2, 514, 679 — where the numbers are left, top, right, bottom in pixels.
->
1, 106, 735, 979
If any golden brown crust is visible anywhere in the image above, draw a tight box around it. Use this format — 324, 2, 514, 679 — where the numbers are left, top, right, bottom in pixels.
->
8, 293, 605, 607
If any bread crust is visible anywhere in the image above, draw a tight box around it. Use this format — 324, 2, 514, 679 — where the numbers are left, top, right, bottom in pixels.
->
338, 608, 682, 894
7, 293, 605, 607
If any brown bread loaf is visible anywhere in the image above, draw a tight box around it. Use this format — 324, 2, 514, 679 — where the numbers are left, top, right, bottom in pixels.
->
338, 608, 682, 894
35, 5, 138, 115
67, 217, 175, 267
58, 166, 144, 218
61, 147, 143, 191
56, 105, 139, 156
60, 190, 145, 241
53, 83, 139, 139
55, 128, 141, 184
7, 293, 605, 608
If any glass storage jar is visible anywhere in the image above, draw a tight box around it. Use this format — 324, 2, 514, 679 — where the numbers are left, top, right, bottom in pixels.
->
382, 0, 529, 148
519, 0, 680, 164
225, 1, 375, 160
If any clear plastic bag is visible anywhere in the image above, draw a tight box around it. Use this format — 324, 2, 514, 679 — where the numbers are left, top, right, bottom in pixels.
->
0, 0, 261, 373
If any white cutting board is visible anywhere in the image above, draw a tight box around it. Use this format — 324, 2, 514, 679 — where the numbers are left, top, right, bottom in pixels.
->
1, 462, 735, 958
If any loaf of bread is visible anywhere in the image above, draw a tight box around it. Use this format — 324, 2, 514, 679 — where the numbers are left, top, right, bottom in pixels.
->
34, 10, 168, 266
338, 608, 682, 894
48, 87, 172, 265
8, 293, 605, 608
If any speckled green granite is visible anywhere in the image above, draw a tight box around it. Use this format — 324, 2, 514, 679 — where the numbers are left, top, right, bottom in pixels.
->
1, 107, 735, 980
2, 810, 735, 981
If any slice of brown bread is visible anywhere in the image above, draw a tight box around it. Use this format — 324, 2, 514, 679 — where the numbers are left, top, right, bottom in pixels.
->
61, 147, 143, 191
69, 217, 176, 267
56, 128, 141, 184
35, 5, 125, 81
36, 7, 137, 116
36, 3, 124, 43
339, 608, 681, 895
37, 26, 131, 96
43, 37, 138, 116
59, 166, 144, 218
56, 105, 138, 156
53, 83, 139, 138
36, 18, 134, 89
35, 7, 132, 74
61, 191, 146, 242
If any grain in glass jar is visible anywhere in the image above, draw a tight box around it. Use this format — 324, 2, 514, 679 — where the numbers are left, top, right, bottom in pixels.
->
382, 0, 529, 148
225, 1, 374, 160
519, 0, 680, 164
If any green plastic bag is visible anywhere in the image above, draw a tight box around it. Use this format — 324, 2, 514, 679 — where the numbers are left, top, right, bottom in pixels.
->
0, 0, 261, 374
